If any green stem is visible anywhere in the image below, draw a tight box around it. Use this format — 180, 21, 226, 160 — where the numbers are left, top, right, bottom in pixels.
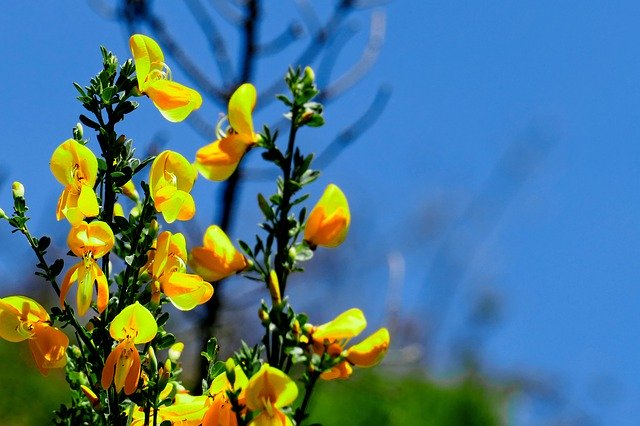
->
293, 371, 321, 425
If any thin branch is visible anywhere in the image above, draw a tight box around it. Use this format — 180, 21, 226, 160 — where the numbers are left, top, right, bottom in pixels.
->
185, 0, 235, 83
210, 0, 244, 24
315, 84, 391, 168
320, 9, 386, 101
316, 19, 359, 88
256, 22, 304, 56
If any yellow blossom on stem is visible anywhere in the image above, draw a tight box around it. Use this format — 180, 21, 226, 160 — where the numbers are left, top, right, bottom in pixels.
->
149, 150, 197, 223
60, 220, 114, 316
304, 184, 350, 248
245, 364, 297, 426
189, 225, 247, 282
120, 179, 139, 201
146, 231, 213, 310
129, 34, 202, 122
202, 365, 249, 426
310, 308, 390, 380
50, 139, 99, 225
0, 296, 68, 374
195, 83, 258, 181
101, 302, 157, 395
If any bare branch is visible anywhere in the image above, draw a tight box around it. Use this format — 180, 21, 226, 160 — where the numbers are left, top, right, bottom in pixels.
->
294, 0, 322, 36
210, 0, 244, 24
315, 84, 391, 168
320, 9, 386, 101
87, 0, 119, 20
316, 19, 359, 87
256, 22, 305, 56
185, 0, 235, 83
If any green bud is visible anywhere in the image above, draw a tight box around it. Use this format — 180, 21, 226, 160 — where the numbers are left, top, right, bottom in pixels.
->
303, 66, 315, 85
73, 122, 84, 140
11, 182, 24, 199
0, 208, 7, 220
148, 346, 158, 373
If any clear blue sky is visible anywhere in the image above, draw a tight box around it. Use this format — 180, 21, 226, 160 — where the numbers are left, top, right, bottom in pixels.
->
0, 2, 638, 424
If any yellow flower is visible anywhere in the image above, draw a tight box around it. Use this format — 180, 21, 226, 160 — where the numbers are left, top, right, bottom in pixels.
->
189, 225, 247, 282
147, 231, 213, 310
195, 84, 258, 181
129, 34, 202, 122
121, 179, 139, 201
60, 221, 114, 316
50, 139, 99, 225
202, 365, 249, 426
0, 296, 68, 374
304, 184, 350, 248
149, 150, 197, 223
245, 364, 297, 426
131, 392, 209, 426
101, 302, 157, 395
310, 308, 390, 380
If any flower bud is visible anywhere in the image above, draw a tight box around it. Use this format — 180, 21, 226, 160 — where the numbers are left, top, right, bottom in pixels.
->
11, 181, 24, 199
258, 307, 270, 323
268, 270, 282, 305
303, 66, 315, 85
148, 346, 158, 373
168, 342, 184, 362
80, 385, 102, 411
0, 208, 7, 220
304, 184, 350, 248
225, 358, 236, 386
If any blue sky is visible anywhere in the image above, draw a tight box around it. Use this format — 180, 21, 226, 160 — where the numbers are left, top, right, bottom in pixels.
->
0, 2, 639, 424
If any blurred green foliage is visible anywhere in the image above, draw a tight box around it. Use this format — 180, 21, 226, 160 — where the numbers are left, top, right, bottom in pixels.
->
0, 340, 503, 425
309, 369, 503, 426
0, 341, 67, 425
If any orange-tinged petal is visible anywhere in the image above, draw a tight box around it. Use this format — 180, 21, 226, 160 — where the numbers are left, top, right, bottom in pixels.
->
248, 410, 292, 426
189, 225, 247, 282
150, 151, 197, 196
304, 184, 350, 248
155, 189, 196, 223
194, 134, 252, 181
346, 327, 390, 367
146, 80, 203, 123
123, 343, 142, 395
159, 394, 209, 425
60, 263, 80, 310
110, 301, 158, 344
312, 308, 366, 342
101, 342, 122, 390
94, 263, 109, 314
320, 360, 353, 381
67, 221, 115, 259
129, 34, 164, 90
29, 324, 68, 375
228, 83, 257, 137
162, 272, 213, 311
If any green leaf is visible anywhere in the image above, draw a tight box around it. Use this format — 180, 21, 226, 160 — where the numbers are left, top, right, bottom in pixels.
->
257, 193, 274, 221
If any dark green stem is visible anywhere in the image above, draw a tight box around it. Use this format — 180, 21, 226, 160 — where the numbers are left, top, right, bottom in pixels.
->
294, 371, 321, 425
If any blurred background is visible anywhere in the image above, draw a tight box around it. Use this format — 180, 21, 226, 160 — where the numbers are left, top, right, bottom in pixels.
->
0, 1, 638, 424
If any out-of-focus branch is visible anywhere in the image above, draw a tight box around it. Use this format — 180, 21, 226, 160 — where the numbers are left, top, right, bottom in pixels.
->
185, 0, 235, 83
315, 84, 391, 168
256, 22, 304, 56
210, 0, 243, 24
320, 9, 386, 101
421, 125, 556, 359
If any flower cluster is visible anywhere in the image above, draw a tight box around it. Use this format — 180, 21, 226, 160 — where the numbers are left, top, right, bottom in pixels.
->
0, 34, 390, 426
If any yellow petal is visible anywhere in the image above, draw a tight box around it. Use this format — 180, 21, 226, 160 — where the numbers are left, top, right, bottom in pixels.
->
110, 301, 158, 344
0, 296, 49, 342
228, 83, 257, 137
245, 364, 298, 411
146, 80, 203, 123
155, 189, 196, 223
76, 263, 94, 316
312, 308, 366, 341
320, 360, 353, 381
78, 185, 99, 218
50, 139, 98, 188
346, 328, 390, 367
129, 34, 164, 91
162, 272, 213, 311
